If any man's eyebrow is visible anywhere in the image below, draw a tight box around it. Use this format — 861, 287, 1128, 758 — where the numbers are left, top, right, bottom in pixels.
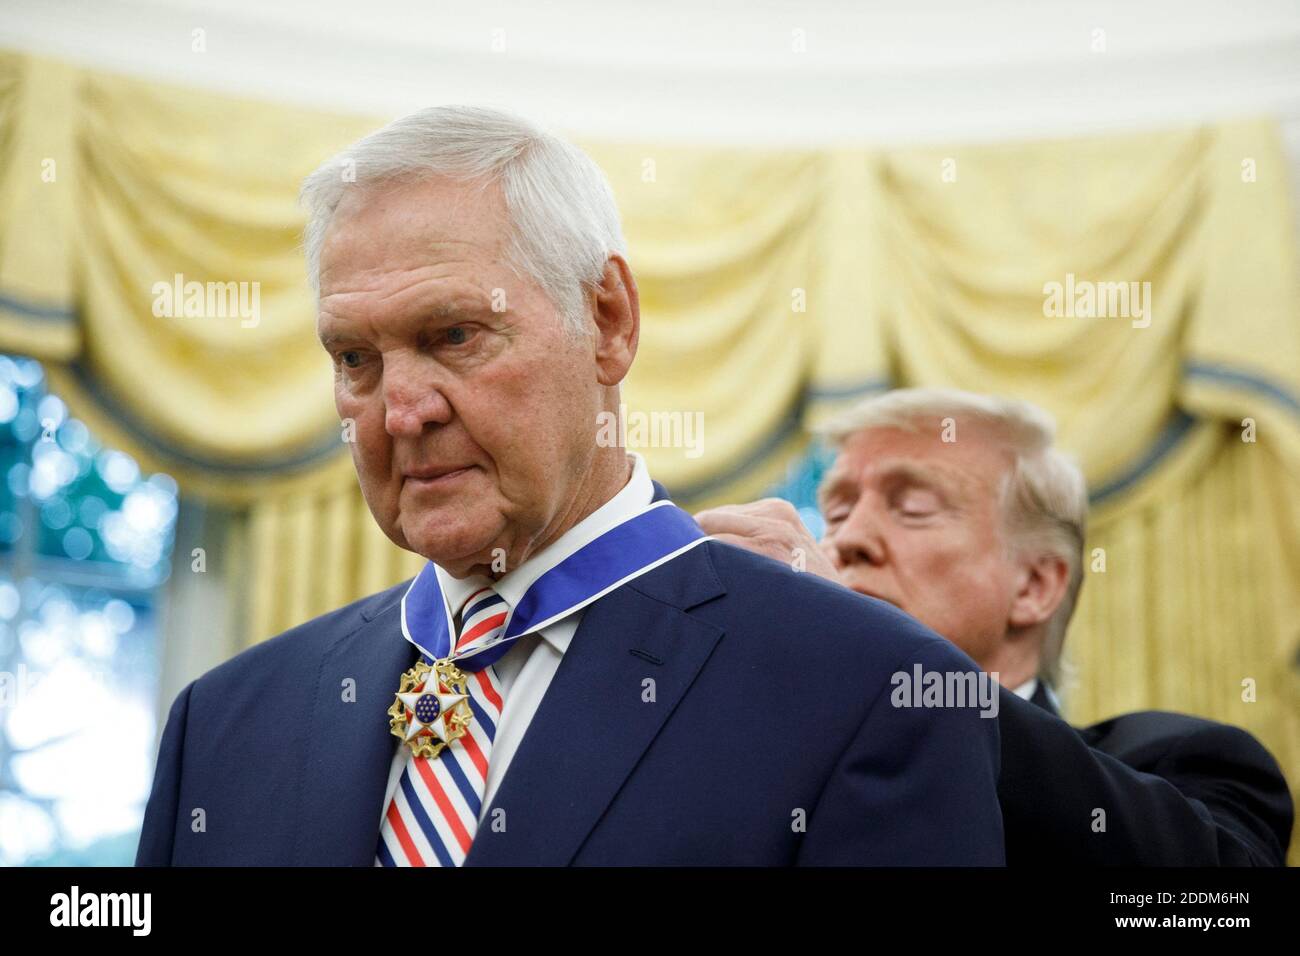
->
317, 330, 355, 349
881, 461, 946, 485
428, 298, 495, 319
317, 298, 497, 348
877, 459, 975, 499
817, 458, 972, 504
817, 469, 854, 505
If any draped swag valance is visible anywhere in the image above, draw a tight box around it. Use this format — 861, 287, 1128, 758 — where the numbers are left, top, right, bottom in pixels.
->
2, 53, 1297, 858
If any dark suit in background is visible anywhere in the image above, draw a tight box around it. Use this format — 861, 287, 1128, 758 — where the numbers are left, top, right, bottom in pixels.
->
997, 684, 1291, 865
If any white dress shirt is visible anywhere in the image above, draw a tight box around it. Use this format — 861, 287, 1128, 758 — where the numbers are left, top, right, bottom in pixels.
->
1012, 678, 1038, 701
379, 452, 654, 827
1011, 677, 1063, 714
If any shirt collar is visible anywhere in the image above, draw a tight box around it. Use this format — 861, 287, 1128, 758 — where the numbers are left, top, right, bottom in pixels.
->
434, 452, 654, 650
1011, 678, 1038, 701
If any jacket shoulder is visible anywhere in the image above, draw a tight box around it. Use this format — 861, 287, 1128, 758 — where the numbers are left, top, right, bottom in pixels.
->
1085, 710, 1280, 767
1084, 710, 1291, 802
688, 539, 968, 669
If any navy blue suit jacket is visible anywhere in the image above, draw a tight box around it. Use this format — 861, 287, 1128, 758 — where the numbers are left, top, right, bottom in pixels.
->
996, 684, 1292, 865
137, 488, 1004, 866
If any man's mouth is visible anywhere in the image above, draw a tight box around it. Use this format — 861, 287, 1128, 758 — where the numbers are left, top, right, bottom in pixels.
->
403, 465, 474, 488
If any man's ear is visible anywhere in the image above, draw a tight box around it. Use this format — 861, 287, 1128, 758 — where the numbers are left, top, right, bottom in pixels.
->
1007, 551, 1071, 630
590, 254, 640, 386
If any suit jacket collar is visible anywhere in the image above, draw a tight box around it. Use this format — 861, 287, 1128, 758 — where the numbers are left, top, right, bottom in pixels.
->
465, 477, 728, 865
295, 476, 723, 865
464, 538, 725, 865
294, 595, 419, 865
1029, 679, 1061, 718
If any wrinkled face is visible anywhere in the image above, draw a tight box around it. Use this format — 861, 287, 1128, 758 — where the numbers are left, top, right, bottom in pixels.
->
316, 176, 604, 576
817, 422, 1020, 666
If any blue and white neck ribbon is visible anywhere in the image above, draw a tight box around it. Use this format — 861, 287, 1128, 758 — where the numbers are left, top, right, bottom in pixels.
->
400, 501, 708, 671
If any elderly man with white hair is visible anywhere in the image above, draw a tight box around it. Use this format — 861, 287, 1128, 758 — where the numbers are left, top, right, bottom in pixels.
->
136, 108, 1006, 867
698, 387, 1292, 865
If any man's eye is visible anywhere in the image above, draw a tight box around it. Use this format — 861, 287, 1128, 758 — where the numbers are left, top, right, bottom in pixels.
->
897, 489, 940, 516
339, 351, 363, 368
444, 326, 471, 346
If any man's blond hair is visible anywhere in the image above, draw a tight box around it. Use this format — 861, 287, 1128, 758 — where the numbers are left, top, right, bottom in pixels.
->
818, 388, 1088, 686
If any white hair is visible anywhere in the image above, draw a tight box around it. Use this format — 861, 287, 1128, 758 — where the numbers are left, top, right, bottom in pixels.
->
299, 105, 627, 335
818, 387, 1088, 686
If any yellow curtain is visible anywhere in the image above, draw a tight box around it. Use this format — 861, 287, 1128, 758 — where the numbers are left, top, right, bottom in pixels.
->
871, 125, 1300, 859
1069, 436, 1300, 841
0, 52, 371, 503
2, 52, 1297, 858
0, 52, 885, 510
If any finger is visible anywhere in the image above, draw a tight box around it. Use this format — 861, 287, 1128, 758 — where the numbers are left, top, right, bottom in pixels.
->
694, 510, 781, 538
751, 497, 802, 520
694, 502, 760, 522
706, 533, 789, 563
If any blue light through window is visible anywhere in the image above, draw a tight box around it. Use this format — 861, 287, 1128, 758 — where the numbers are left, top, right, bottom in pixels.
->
0, 354, 177, 865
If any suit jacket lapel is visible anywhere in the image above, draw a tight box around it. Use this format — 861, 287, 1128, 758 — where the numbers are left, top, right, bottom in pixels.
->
293, 586, 416, 865
465, 537, 725, 866
1029, 680, 1061, 718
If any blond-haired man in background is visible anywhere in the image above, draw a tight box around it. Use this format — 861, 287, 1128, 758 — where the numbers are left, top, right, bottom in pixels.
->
699, 387, 1292, 865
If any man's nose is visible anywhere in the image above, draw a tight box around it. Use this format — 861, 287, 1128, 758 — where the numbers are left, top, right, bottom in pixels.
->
828, 502, 887, 568
382, 354, 453, 437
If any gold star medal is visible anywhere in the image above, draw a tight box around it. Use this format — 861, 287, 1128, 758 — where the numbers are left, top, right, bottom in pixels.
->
388, 658, 473, 759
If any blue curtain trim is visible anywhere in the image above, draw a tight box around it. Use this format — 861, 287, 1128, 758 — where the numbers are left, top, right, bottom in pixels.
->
670, 363, 1294, 510
806, 376, 893, 402
1088, 409, 1199, 505
64, 358, 345, 477
9, 283, 1268, 506
666, 399, 805, 503
1183, 361, 1300, 417
667, 377, 891, 502
0, 290, 77, 323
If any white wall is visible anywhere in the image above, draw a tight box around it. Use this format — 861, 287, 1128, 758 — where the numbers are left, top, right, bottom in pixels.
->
1, 0, 1298, 146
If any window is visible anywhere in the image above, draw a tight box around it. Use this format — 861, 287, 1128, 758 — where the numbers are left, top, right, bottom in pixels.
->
0, 355, 177, 865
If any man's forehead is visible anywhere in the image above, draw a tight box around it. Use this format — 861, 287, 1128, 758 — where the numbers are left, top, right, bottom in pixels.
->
820, 423, 1010, 494
320, 177, 510, 280
334, 173, 505, 227
822, 453, 968, 491
315, 178, 537, 332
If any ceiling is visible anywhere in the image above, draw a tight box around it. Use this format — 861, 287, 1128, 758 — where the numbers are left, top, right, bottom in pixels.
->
2, 0, 1299, 145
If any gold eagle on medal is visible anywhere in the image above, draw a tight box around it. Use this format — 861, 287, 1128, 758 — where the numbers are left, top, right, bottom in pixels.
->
388, 658, 473, 759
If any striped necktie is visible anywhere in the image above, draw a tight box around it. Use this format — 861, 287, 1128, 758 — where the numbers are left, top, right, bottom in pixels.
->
376, 585, 509, 867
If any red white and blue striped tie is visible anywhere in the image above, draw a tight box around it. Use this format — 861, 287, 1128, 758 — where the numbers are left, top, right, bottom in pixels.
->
376, 586, 510, 867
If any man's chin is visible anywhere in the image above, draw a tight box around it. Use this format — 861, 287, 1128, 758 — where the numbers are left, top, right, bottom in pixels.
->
400, 512, 503, 576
